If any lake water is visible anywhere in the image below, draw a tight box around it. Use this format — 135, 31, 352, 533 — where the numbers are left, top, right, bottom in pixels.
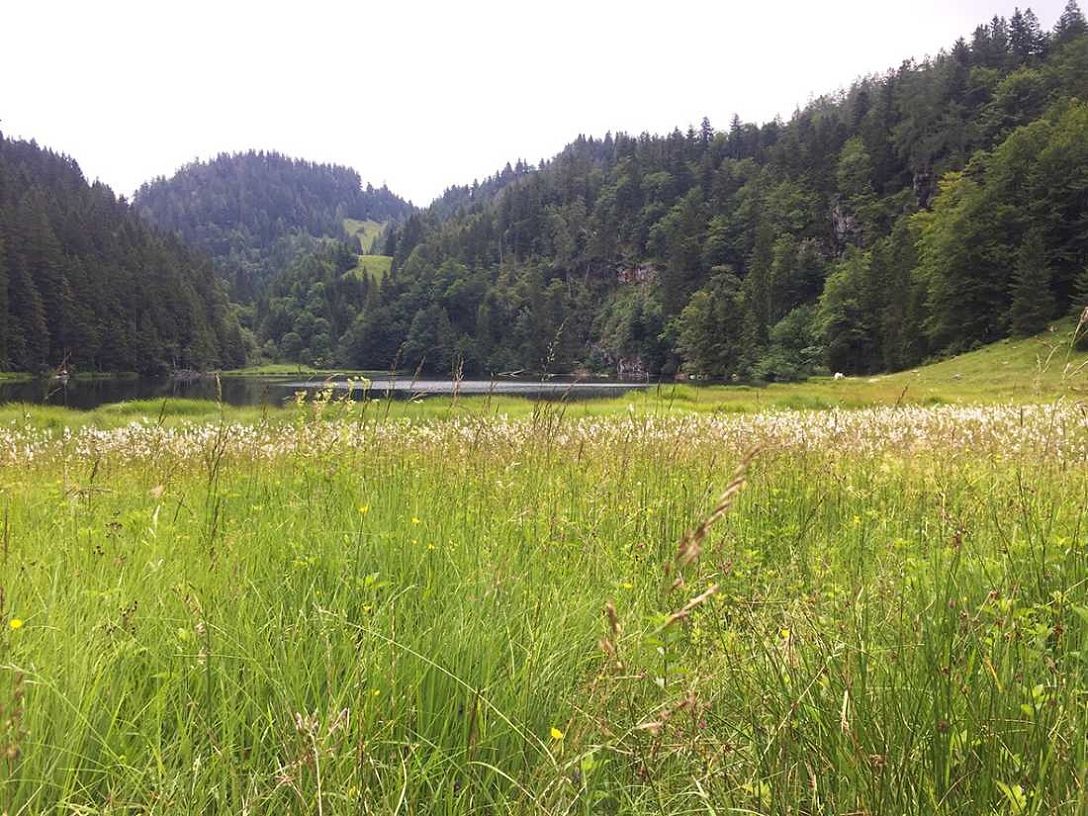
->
0, 375, 651, 409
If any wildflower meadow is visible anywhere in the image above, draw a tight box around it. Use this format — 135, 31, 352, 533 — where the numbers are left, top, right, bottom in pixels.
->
1, 394, 1087, 813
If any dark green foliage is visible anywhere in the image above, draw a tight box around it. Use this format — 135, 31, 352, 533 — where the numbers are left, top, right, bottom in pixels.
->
1010, 7, 1047, 63
1070, 266, 1088, 349
256, 238, 365, 367
1009, 231, 1056, 335
753, 305, 823, 382
916, 100, 1088, 349
1055, 0, 1088, 43
341, 10, 1086, 379
817, 250, 879, 374
676, 269, 752, 378
0, 134, 244, 373
1074, 265, 1088, 308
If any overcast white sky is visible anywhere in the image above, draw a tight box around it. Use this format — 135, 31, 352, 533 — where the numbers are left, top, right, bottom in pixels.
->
0, 0, 1069, 205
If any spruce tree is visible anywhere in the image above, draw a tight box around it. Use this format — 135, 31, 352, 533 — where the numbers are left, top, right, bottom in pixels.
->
1054, 0, 1087, 42
1074, 264, 1088, 307
1010, 8, 1045, 61
1073, 266, 1088, 349
0, 236, 8, 368
1008, 231, 1056, 336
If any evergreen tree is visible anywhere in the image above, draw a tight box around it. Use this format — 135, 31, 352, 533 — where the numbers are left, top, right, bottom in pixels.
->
1008, 230, 1056, 335
104, 7, 1088, 379
0, 236, 7, 367
134, 151, 414, 302
676, 269, 750, 377
699, 116, 714, 147
817, 249, 878, 374
1054, 0, 1088, 42
0, 133, 244, 373
1074, 264, 1088, 307
1010, 8, 1045, 62
1073, 266, 1088, 349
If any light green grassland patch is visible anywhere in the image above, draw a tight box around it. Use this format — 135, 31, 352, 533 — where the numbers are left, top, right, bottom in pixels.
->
341, 217, 393, 282
345, 253, 392, 283
343, 217, 385, 251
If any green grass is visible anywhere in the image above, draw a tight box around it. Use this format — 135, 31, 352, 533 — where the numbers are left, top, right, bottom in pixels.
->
1, 399, 1086, 813
631, 317, 1088, 413
345, 253, 393, 283
0, 399, 280, 432
1, 324, 1086, 812
343, 218, 385, 252
341, 217, 393, 283
216, 363, 385, 378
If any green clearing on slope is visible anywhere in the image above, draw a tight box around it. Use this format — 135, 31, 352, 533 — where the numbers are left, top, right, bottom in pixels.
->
345, 253, 392, 283
343, 217, 385, 252
342, 217, 393, 282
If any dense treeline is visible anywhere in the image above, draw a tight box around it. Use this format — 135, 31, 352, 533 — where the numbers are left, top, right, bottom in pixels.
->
134, 151, 413, 301
347, 3, 1088, 377
254, 237, 374, 367
0, 134, 244, 374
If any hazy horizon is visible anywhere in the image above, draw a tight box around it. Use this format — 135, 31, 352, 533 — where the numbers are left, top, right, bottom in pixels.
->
2, 0, 1069, 206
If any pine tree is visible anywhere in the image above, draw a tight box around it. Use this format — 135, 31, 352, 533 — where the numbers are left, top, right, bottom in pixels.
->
1009, 8, 1045, 61
1074, 266, 1088, 349
1008, 231, 1056, 336
0, 133, 245, 373
699, 116, 714, 147
0, 236, 8, 368
1054, 0, 1088, 42
1070, 265, 1088, 348
1073, 264, 1088, 312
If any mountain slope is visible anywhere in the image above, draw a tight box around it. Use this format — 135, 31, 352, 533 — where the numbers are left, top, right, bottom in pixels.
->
353, 4, 1088, 379
0, 134, 245, 374
134, 151, 413, 300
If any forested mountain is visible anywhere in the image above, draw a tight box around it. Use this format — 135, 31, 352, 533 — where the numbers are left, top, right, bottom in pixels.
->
0, 134, 245, 374
134, 152, 413, 300
339, 2, 1088, 378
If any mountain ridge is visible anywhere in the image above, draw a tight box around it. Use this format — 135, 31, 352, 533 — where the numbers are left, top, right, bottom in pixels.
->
341, 3, 1088, 378
0, 133, 245, 374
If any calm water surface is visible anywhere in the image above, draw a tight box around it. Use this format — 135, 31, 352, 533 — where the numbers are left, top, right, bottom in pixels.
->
0, 375, 650, 409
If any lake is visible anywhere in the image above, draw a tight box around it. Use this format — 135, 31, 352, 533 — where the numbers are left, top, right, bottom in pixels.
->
0, 375, 651, 409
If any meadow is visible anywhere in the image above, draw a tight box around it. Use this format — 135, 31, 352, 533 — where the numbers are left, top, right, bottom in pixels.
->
343, 218, 394, 284
1, 327, 1088, 814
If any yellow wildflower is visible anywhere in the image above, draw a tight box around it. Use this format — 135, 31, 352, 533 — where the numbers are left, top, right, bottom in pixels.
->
550, 726, 565, 741
9, 618, 24, 630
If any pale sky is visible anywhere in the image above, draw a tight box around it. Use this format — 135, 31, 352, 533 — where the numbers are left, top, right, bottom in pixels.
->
0, 0, 1069, 206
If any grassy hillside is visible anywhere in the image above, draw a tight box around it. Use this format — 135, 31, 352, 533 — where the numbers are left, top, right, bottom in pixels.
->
641, 317, 1088, 412
345, 253, 393, 283
342, 218, 393, 283
343, 217, 385, 252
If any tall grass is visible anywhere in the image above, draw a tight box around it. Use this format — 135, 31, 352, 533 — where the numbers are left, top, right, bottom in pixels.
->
0, 398, 1086, 813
